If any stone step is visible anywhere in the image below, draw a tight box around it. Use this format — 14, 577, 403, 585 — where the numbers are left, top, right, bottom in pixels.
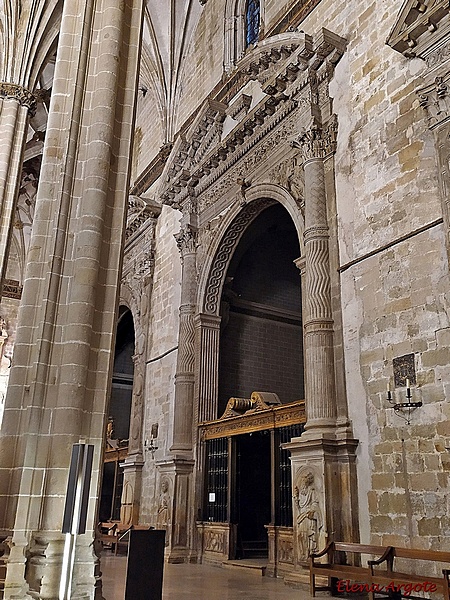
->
222, 559, 267, 576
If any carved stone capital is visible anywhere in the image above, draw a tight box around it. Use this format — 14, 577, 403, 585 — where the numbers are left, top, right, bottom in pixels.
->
0, 82, 37, 116
418, 74, 450, 129
175, 225, 198, 255
293, 117, 338, 163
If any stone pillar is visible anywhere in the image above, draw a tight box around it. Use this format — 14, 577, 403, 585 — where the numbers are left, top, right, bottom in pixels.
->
0, 84, 36, 288
120, 353, 145, 526
298, 122, 338, 435
0, 0, 144, 597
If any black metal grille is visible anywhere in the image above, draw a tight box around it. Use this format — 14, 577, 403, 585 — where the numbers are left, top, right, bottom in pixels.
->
205, 437, 228, 522
277, 423, 304, 526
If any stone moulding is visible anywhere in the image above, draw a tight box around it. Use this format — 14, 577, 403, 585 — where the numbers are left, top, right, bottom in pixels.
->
203, 198, 274, 314
418, 73, 450, 129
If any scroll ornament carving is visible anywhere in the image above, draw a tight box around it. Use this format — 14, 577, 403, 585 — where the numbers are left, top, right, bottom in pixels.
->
204, 530, 225, 553
0, 82, 37, 116
293, 117, 338, 163
204, 199, 274, 314
418, 76, 450, 129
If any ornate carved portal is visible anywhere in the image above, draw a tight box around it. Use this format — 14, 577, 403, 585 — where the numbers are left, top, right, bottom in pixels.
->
155, 27, 360, 569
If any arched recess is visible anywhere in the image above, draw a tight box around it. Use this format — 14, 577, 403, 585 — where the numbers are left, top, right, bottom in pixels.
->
195, 184, 304, 425
99, 305, 135, 522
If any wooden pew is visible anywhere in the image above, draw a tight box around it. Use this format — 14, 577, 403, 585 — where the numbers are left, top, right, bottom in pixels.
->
310, 542, 392, 597
369, 546, 450, 600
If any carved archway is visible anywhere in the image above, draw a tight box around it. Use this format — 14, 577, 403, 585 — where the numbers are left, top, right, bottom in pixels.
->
195, 186, 304, 426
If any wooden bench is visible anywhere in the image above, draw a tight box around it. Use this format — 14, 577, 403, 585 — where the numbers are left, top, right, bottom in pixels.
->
310, 542, 450, 600
369, 547, 450, 600
98, 522, 120, 554
310, 542, 392, 597
98, 522, 152, 555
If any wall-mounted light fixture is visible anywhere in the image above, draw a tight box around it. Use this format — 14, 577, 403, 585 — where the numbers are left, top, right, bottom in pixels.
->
387, 378, 422, 425
145, 423, 159, 459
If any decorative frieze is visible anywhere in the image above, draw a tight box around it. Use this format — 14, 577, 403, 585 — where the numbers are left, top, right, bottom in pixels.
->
0, 82, 37, 116
160, 29, 346, 211
199, 399, 305, 440
203, 198, 274, 314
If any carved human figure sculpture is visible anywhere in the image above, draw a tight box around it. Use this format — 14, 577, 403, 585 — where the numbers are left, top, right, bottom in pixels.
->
293, 471, 323, 562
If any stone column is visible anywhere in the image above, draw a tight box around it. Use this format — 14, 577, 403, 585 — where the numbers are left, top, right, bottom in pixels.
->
0, 84, 36, 288
195, 313, 221, 425
284, 122, 360, 583
171, 223, 198, 453
192, 312, 221, 549
297, 122, 338, 434
0, 0, 144, 597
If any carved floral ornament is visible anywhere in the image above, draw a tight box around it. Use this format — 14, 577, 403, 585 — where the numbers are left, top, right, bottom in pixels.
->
292, 115, 338, 162
0, 82, 37, 116
418, 74, 450, 129
159, 29, 347, 209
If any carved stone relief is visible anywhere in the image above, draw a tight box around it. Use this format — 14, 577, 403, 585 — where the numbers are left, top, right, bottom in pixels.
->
157, 477, 171, 546
292, 469, 326, 564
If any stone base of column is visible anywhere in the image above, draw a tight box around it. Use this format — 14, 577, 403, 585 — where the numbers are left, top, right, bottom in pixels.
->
4, 532, 99, 600
120, 454, 144, 526
283, 433, 359, 578
156, 456, 195, 564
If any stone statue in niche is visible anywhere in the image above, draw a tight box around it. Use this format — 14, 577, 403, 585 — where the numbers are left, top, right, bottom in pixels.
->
293, 471, 324, 562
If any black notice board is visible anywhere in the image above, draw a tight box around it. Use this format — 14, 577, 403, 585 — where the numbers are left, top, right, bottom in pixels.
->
125, 529, 165, 600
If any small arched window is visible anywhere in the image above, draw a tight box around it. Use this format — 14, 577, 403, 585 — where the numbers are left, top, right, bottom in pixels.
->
224, 0, 264, 72
245, 0, 260, 47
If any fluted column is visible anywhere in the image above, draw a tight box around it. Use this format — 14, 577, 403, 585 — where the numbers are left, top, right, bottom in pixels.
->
0, 0, 144, 597
297, 121, 338, 433
171, 224, 198, 453
0, 84, 36, 288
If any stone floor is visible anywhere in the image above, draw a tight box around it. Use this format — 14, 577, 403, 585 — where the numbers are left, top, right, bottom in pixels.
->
101, 554, 313, 600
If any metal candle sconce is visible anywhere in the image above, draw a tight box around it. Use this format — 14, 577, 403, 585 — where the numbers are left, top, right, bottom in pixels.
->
145, 423, 159, 458
387, 378, 422, 425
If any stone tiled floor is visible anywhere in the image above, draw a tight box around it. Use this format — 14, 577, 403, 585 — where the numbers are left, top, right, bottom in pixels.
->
101, 554, 312, 600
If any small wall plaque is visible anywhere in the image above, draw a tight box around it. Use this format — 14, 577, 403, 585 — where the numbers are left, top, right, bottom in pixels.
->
393, 353, 416, 387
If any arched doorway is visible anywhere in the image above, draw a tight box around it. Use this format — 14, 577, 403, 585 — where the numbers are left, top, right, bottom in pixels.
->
99, 306, 135, 522
199, 201, 305, 566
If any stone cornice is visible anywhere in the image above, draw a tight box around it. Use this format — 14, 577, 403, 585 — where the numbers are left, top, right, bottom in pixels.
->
0, 82, 37, 116
386, 0, 450, 59
159, 28, 346, 208
125, 195, 162, 245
